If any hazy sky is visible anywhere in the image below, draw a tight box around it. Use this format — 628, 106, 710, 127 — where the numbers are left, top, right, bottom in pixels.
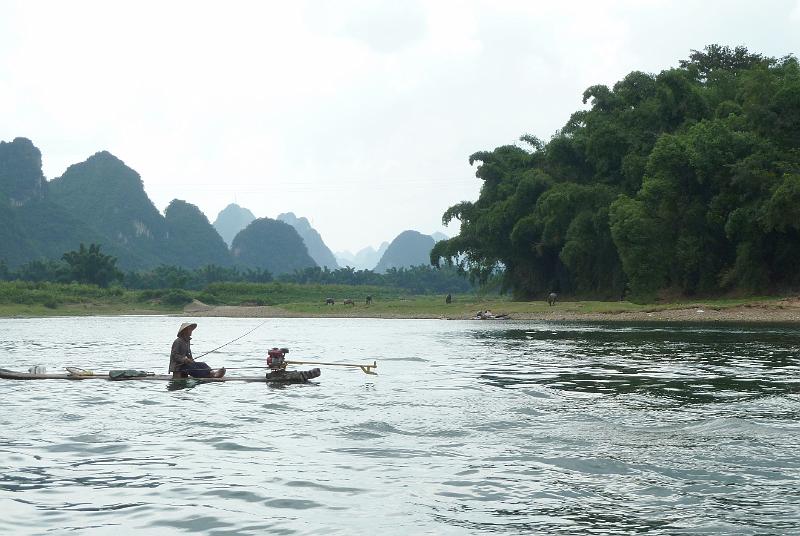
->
1, 1, 799, 253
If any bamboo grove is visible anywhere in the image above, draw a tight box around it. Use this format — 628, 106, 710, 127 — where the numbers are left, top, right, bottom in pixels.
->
432, 45, 800, 301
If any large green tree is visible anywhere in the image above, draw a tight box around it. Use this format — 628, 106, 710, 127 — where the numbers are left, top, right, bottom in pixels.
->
62, 243, 123, 287
434, 45, 800, 301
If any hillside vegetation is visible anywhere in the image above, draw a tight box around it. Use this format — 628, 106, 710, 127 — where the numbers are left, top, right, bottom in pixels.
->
231, 218, 317, 274
165, 199, 232, 268
375, 230, 436, 273
0, 148, 333, 275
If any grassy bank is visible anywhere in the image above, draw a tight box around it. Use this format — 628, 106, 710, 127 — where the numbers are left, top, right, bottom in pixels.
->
0, 281, 410, 317
0, 281, 180, 316
0, 281, 794, 322
273, 294, 785, 319
199, 282, 405, 305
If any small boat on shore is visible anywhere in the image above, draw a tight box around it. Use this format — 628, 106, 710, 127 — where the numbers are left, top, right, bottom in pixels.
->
0, 368, 321, 383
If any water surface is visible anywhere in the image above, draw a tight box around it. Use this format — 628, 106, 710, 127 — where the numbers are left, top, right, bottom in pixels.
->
1, 317, 799, 534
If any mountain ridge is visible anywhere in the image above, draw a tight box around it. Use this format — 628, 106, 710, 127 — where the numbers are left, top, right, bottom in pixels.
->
231, 218, 318, 275
213, 203, 256, 247
277, 212, 339, 269
374, 231, 436, 273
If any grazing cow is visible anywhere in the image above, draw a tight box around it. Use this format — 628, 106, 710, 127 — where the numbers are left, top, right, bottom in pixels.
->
325, 298, 335, 305
445, 293, 452, 304
343, 298, 355, 306
547, 292, 557, 306
365, 295, 373, 305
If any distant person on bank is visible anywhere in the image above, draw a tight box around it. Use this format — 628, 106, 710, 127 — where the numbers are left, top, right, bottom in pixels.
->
170, 323, 226, 378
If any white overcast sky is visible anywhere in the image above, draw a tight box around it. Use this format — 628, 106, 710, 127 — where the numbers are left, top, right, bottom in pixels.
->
1, 0, 799, 253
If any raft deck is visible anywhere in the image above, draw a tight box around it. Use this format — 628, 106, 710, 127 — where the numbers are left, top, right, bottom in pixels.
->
0, 368, 320, 383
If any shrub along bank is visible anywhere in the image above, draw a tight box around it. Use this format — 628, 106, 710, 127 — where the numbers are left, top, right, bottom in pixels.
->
0, 280, 410, 312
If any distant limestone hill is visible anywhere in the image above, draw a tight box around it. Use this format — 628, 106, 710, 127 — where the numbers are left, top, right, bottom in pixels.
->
0, 139, 108, 267
336, 242, 389, 270
430, 232, 448, 242
231, 218, 317, 275
48, 151, 168, 269
373, 230, 436, 273
2, 137, 443, 276
6, 199, 109, 266
213, 203, 256, 246
0, 137, 47, 265
0, 141, 235, 271
165, 199, 232, 268
277, 212, 338, 269
0, 137, 46, 206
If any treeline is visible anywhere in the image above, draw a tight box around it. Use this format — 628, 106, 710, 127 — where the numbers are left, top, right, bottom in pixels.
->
0, 244, 472, 295
433, 45, 800, 301
275, 265, 472, 294
0, 244, 123, 287
124, 263, 470, 294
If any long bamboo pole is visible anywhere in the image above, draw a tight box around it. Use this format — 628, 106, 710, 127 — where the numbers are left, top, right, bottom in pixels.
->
287, 359, 377, 375
226, 360, 378, 375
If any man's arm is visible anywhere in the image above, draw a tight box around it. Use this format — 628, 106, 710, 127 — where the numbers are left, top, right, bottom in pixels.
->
171, 339, 193, 366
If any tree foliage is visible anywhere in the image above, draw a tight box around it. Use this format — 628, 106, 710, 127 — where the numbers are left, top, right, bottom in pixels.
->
62, 243, 123, 287
123, 263, 471, 294
434, 45, 800, 301
123, 263, 273, 289
277, 264, 473, 294
3, 250, 472, 296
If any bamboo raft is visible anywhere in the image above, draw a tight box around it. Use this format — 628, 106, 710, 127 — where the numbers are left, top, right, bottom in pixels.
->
0, 368, 321, 383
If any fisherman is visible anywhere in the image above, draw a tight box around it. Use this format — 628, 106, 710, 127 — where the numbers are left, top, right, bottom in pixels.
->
170, 322, 226, 378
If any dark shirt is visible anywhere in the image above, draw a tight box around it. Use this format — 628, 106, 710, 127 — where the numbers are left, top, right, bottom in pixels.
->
169, 335, 192, 373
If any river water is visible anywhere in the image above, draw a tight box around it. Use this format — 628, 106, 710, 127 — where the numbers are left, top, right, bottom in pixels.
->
1, 316, 800, 535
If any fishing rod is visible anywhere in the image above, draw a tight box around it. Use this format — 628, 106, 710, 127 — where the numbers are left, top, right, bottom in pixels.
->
226, 359, 378, 375
195, 321, 268, 359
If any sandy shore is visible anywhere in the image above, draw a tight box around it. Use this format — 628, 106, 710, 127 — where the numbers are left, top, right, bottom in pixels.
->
183, 300, 438, 319
506, 304, 800, 323
183, 299, 800, 323
184, 302, 305, 318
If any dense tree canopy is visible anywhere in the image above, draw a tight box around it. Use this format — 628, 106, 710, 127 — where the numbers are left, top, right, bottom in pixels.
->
276, 264, 473, 294
433, 45, 800, 301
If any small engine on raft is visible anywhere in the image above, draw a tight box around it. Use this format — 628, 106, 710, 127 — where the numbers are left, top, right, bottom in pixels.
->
265, 347, 321, 381
267, 347, 289, 370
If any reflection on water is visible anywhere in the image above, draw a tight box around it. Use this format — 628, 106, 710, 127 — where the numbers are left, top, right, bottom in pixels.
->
1, 317, 800, 534
473, 324, 800, 404
165, 379, 200, 391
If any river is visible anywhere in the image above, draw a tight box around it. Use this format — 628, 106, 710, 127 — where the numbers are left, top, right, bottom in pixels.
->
1, 316, 800, 534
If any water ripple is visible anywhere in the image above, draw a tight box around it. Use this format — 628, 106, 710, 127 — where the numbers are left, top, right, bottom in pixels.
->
2, 317, 800, 534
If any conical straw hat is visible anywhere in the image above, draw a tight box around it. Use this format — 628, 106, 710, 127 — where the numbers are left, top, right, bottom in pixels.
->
177, 322, 197, 337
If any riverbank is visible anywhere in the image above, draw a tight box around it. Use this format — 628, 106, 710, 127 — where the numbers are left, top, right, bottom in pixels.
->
183, 296, 800, 323
2, 279, 799, 322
